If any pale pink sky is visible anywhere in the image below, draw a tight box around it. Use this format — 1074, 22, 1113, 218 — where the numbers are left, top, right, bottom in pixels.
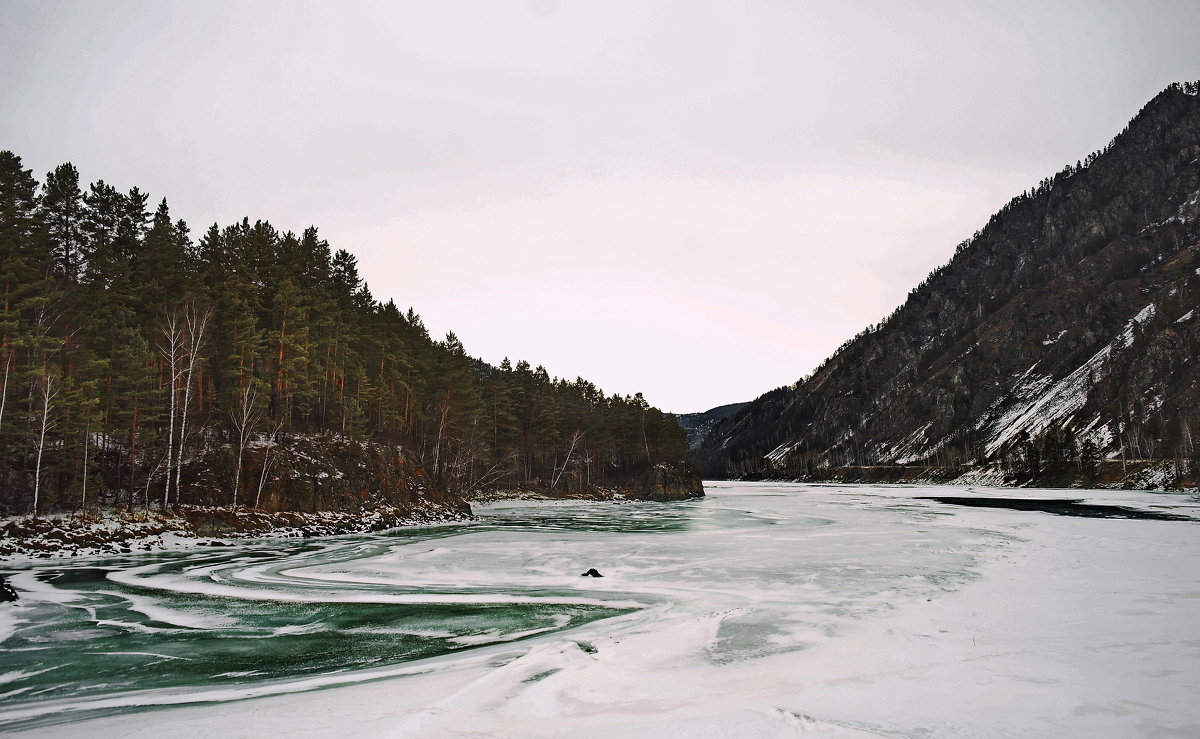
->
4, 1, 1197, 411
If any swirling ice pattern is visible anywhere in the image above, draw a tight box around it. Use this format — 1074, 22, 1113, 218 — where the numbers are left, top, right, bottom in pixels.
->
0, 517, 646, 731
0, 490, 1015, 731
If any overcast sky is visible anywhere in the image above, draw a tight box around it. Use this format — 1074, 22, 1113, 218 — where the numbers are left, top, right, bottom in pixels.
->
2, 1, 1197, 412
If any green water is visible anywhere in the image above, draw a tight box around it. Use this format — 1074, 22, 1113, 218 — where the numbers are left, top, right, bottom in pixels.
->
0, 516, 641, 731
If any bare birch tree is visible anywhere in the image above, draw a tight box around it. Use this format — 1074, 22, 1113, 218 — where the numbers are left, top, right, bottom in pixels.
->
0, 352, 11, 434
32, 371, 58, 517
230, 381, 261, 507
254, 422, 283, 509
551, 429, 583, 491
173, 305, 210, 505
160, 309, 183, 509
80, 420, 89, 510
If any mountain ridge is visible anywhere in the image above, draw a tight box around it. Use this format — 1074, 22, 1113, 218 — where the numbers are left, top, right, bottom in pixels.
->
673, 402, 749, 451
696, 81, 1200, 488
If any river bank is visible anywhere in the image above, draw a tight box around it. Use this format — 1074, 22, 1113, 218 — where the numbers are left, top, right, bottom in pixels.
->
0, 501, 473, 561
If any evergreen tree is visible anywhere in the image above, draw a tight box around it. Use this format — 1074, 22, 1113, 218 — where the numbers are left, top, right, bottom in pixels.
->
39, 163, 85, 283
0, 150, 697, 514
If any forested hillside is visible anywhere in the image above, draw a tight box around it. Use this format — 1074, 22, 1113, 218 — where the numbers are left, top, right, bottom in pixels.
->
0, 152, 699, 517
697, 82, 1200, 489
674, 402, 748, 451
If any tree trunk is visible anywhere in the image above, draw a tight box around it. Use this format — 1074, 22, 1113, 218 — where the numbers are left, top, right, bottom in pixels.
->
174, 307, 209, 505
0, 352, 10, 434
129, 395, 140, 511
80, 421, 89, 510
161, 311, 181, 510
32, 372, 56, 517
231, 382, 259, 507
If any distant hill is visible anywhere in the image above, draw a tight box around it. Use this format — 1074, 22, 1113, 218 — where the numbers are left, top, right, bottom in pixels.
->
696, 82, 1200, 489
674, 403, 749, 452
0, 151, 701, 518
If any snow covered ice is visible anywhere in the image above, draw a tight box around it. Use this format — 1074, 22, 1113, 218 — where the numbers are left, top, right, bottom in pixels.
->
2, 482, 1198, 737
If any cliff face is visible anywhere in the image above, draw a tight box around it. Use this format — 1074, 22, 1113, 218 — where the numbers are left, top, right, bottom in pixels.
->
698, 83, 1200, 486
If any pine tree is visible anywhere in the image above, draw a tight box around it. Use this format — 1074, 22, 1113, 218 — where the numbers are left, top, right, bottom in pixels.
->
39, 163, 85, 283
0, 149, 698, 513
135, 198, 192, 314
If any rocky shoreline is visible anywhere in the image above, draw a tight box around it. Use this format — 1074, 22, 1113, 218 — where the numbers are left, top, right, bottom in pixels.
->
0, 502, 473, 561
1, 468, 705, 561
468, 462, 705, 505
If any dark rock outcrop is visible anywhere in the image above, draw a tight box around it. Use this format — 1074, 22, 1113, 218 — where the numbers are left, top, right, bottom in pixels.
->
633, 463, 705, 501
0, 575, 17, 602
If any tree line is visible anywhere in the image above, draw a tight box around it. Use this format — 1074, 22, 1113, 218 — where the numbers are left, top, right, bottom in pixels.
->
0, 151, 691, 515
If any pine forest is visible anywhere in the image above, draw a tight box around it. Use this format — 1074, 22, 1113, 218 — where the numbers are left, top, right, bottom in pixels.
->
0, 151, 698, 518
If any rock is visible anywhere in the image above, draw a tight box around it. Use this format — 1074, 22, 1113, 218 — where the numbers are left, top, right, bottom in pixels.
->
580, 568, 603, 577
0, 575, 18, 603
626, 463, 704, 502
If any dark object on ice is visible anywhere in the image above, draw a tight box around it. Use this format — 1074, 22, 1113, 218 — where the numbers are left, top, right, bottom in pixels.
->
580, 568, 603, 577
921, 496, 1194, 521
0, 575, 18, 603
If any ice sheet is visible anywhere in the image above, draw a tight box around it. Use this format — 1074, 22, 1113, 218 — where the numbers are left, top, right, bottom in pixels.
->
6, 482, 1199, 737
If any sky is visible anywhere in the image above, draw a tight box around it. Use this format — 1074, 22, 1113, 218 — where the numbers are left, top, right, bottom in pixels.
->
2, 1, 1198, 412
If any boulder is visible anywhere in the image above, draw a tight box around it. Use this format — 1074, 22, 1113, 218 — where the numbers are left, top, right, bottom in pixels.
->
0, 575, 18, 603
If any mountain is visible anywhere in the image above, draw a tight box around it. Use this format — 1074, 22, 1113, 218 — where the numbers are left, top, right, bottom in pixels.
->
696, 82, 1200, 489
674, 403, 749, 451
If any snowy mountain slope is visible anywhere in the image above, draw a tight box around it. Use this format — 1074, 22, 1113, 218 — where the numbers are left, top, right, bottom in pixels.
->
697, 82, 1200, 486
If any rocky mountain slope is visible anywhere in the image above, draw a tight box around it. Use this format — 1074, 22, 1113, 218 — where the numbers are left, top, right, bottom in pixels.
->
674, 403, 749, 451
696, 82, 1200, 488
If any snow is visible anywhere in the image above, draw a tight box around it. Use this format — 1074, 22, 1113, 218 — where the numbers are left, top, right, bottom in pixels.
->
0, 505, 468, 561
765, 440, 798, 464
984, 302, 1157, 455
949, 464, 1011, 486
1042, 329, 1067, 346
1124, 462, 1177, 491
475, 498, 617, 510
5, 482, 1198, 738
889, 422, 933, 464
1078, 418, 1115, 453
0, 608, 20, 645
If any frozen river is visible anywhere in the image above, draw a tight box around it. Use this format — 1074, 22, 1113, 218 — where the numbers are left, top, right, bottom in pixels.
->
2, 482, 1199, 737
